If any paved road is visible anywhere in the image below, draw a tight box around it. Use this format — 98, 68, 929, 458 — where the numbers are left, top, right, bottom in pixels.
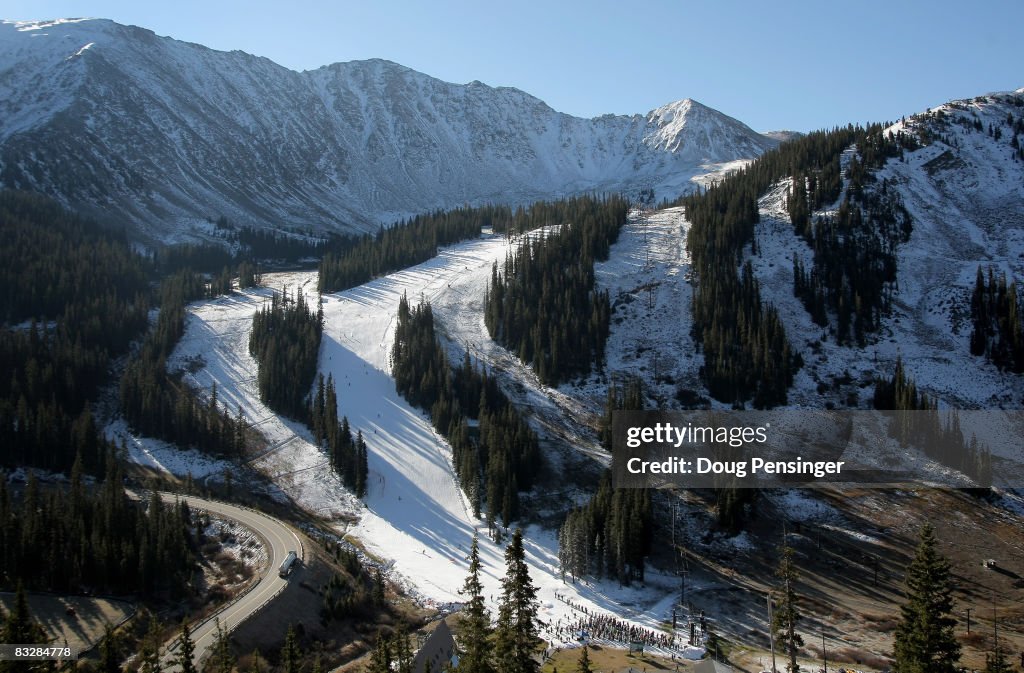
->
144, 492, 302, 672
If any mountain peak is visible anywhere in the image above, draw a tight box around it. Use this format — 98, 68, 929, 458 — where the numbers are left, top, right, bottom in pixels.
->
643, 97, 775, 161
3, 17, 97, 31
0, 17, 778, 240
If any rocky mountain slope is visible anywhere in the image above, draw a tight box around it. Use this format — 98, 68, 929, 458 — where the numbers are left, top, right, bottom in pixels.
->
748, 89, 1024, 410
0, 18, 777, 242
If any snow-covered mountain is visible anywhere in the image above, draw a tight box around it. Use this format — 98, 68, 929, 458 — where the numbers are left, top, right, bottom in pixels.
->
748, 89, 1024, 409
0, 18, 777, 242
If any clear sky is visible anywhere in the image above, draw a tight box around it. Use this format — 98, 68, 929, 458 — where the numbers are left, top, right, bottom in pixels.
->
5, 0, 1022, 132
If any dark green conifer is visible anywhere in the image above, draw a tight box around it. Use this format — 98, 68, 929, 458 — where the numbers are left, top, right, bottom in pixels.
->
892, 524, 960, 673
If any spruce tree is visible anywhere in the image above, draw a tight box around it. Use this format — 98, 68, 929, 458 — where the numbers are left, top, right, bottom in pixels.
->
140, 616, 163, 673
771, 546, 803, 673
178, 621, 197, 673
494, 529, 539, 673
248, 650, 263, 673
392, 624, 413, 673
368, 632, 392, 673
99, 624, 121, 673
210, 618, 234, 673
1, 584, 46, 648
457, 536, 494, 673
893, 524, 960, 673
985, 644, 1011, 673
373, 568, 386, 606
576, 647, 591, 673
282, 625, 301, 673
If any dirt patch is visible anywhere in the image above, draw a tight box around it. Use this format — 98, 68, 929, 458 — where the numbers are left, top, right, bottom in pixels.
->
541, 642, 691, 673
0, 593, 135, 654
653, 487, 1024, 673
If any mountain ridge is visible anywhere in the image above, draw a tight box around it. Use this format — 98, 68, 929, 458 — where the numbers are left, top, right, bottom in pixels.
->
0, 18, 777, 242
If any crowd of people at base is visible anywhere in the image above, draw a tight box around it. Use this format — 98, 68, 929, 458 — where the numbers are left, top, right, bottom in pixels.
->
549, 592, 681, 651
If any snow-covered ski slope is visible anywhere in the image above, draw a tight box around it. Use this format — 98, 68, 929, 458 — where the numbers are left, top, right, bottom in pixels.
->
146, 231, 694, 646
747, 91, 1024, 410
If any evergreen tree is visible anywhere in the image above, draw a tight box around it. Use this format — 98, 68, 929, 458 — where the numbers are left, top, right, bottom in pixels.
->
457, 537, 494, 673
373, 568, 386, 606
1, 584, 43, 645
249, 288, 323, 420
178, 621, 197, 673
248, 650, 263, 673
892, 524, 960, 673
391, 295, 539, 523
281, 625, 301, 673
140, 616, 163, 673
209, 618, 234, 673
392, 624, 413, 673
494, 530, 540, 673
99, 624, 121, 673
576, 647, 591, 673
771, 546, 803, 673
368, 632, 392, 673
985, 644, 1011, 673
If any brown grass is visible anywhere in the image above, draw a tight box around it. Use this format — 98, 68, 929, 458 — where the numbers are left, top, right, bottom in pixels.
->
861, 613, 899, 634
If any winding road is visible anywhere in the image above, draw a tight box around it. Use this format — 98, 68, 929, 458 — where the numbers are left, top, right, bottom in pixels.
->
143, 492, 303, 672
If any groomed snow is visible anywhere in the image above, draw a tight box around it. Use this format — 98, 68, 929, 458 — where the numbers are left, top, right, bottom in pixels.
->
116, 234, 703, 651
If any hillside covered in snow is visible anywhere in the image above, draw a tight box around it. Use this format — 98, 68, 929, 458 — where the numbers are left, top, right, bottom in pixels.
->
747, 90, 1024, 410
0, 18, 777, 243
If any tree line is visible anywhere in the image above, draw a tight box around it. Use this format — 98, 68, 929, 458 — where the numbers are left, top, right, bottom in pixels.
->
557, 472, 651, 585
390, 294, 540, 529
309, 373, 369, 498
682, 178, 797, 408
484, 194, 628, 385
873, 358, 992, 486
681, 123, 920, 406
249, 287, 323, 420
120, 270, 249, 457
250, 287, 377, 499
318, 206, 499, 293
970, 266, 1024, 371
562, 376, 653, 584
0, 190, 151, 475
788, 127, 916, 346
0, 463, 196, 596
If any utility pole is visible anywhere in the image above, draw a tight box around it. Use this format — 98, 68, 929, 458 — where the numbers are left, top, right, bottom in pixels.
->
966, 607, 972, 634
767, 593, 777, 673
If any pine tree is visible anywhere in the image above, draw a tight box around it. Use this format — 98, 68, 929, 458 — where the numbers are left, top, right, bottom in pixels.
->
893, 524, 960, 673
373, 568, 386, 606
392, 624, 413, 673
1, 584, 46, 648
368, 632, 392, 673
99, 624, 121, 673
248, 650, 263, 673
494, 529, 539, 673
985, 644, 1011, 673
281, 625, 301, 673
210, 618, 234, 673
576, 647, 591, 673
457, 536, 494, 673
178, 621, 197, 673
140, 616, 163, 673
771, 546, 803, 673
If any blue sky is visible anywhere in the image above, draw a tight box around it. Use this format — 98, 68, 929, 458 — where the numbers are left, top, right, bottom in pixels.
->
6, 0, 1022, 131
